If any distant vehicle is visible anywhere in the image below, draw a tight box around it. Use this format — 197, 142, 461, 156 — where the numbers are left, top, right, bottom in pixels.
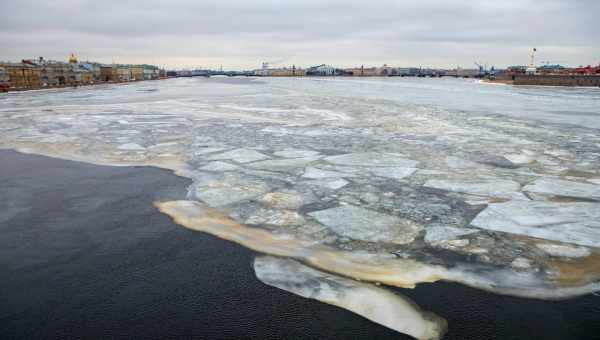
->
0, 83, 9, 92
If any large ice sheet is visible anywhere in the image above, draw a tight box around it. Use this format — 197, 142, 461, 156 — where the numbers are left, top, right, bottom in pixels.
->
308, 205, 422, 244
194, 177, 270, 207
207, 148, 270, 163
324, 152, 419, 168
424, 179, 523, 199
247, 156, 321, 172
254, 256, 447, 340
470, 201, 600, 247
523, 178, 600, 201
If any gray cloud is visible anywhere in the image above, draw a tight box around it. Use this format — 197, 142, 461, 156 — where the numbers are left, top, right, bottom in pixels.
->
1, 0, 599, 69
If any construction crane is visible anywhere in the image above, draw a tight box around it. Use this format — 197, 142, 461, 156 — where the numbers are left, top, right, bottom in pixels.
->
474, 61, 486, 76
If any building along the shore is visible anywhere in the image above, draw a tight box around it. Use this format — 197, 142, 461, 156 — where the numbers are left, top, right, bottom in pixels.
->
80, 62, 103, 82
100, 65, 119, 82
117, 65, 132, 82
72, 64, 94, 85
345, 66, 382, 76
130, 65, 144, 81
142, 65, 160, 80
306, 64, 335, 76
0, 66, 8, 84
0, 62, 42, 89
268, 66, 307, 76
39, 61, 63, 87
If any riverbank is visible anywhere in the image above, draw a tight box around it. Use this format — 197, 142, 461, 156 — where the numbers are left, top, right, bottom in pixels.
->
1, 149, 599, 339
0, 77, 169, 93
484, 75, 600, 87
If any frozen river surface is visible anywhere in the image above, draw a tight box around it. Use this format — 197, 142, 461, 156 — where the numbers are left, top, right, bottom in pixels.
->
1, 77, 600, 339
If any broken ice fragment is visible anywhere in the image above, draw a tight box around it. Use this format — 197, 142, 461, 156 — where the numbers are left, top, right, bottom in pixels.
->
445, 156, 479, 169
274, 149, 321, 158
305, 178, 349, 190
207, 148, 270, 163
302, 167, 355, 179
470, 201, 600, 247
117, 143, 145, 151
324, 152, 419, 168
536, 243, 591, 258
245, 208, 305, 227
254, 256, 447, 340
523, 177, 600, 201
247, 157, 320, 172
424, 226, 479, 246
259, 192, 307, 210
199, 161, 239, 172
308, 205, 422, 245
424, 179, 523, 200
194, 178, 269, 207
504, 153, 535, 165
367, 167, 418, 180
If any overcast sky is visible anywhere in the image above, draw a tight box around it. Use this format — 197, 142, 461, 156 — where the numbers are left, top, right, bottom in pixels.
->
2, 0, 599, 69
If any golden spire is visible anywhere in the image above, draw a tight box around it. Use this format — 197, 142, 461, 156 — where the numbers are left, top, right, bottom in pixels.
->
68, 53, 78, 64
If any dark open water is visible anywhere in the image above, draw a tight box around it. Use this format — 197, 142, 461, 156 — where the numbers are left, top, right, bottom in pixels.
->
1, 150, 599, 340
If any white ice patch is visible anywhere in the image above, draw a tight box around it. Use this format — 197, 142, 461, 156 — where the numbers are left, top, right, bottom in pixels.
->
308, 205, 422, 245
324, 152, 419, 168
523, 178, 600, 201
368, 167, 418, 180
117, 143, 145, 151
207, 148, 270, 163
424, 226, 479, 246
200, 161, 239, 172
247, 156, 321, 172
424, 179, 523, 200
302, 167, 357, 179
273, 149, 321, 158
194, 177, 270, 207
471, 201, 600, 247
305, 178, 349, 190
535, 243, 591, 258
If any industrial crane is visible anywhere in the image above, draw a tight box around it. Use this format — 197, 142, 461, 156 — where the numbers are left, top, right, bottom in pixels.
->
474, 62, 486, 76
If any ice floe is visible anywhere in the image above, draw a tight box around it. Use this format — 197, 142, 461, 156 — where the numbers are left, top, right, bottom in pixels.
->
424, 226, 479, 246
324, 152, 419, 168
254, 256, 447, 340
523, 177, 600, 201
308, 205, 423, 244
535, 243, 591, 258
367, 167, 418, 180
305, 178, 349, 190
424, 179, 523, 200
194, 177, 270, 207
273, 149, 321, 158
302, 167, 356, 179
207, 148, 270, 163
247, 156, 321, 172
259, 191, 309, 210
470, 201, 600, 247
200, 161, 239, 172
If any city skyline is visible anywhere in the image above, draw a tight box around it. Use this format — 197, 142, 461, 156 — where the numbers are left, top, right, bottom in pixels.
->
2, 0, 599, 70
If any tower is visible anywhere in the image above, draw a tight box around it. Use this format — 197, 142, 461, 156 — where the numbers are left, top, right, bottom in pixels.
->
526, 48, 537, 75
68, 53, 78, 64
